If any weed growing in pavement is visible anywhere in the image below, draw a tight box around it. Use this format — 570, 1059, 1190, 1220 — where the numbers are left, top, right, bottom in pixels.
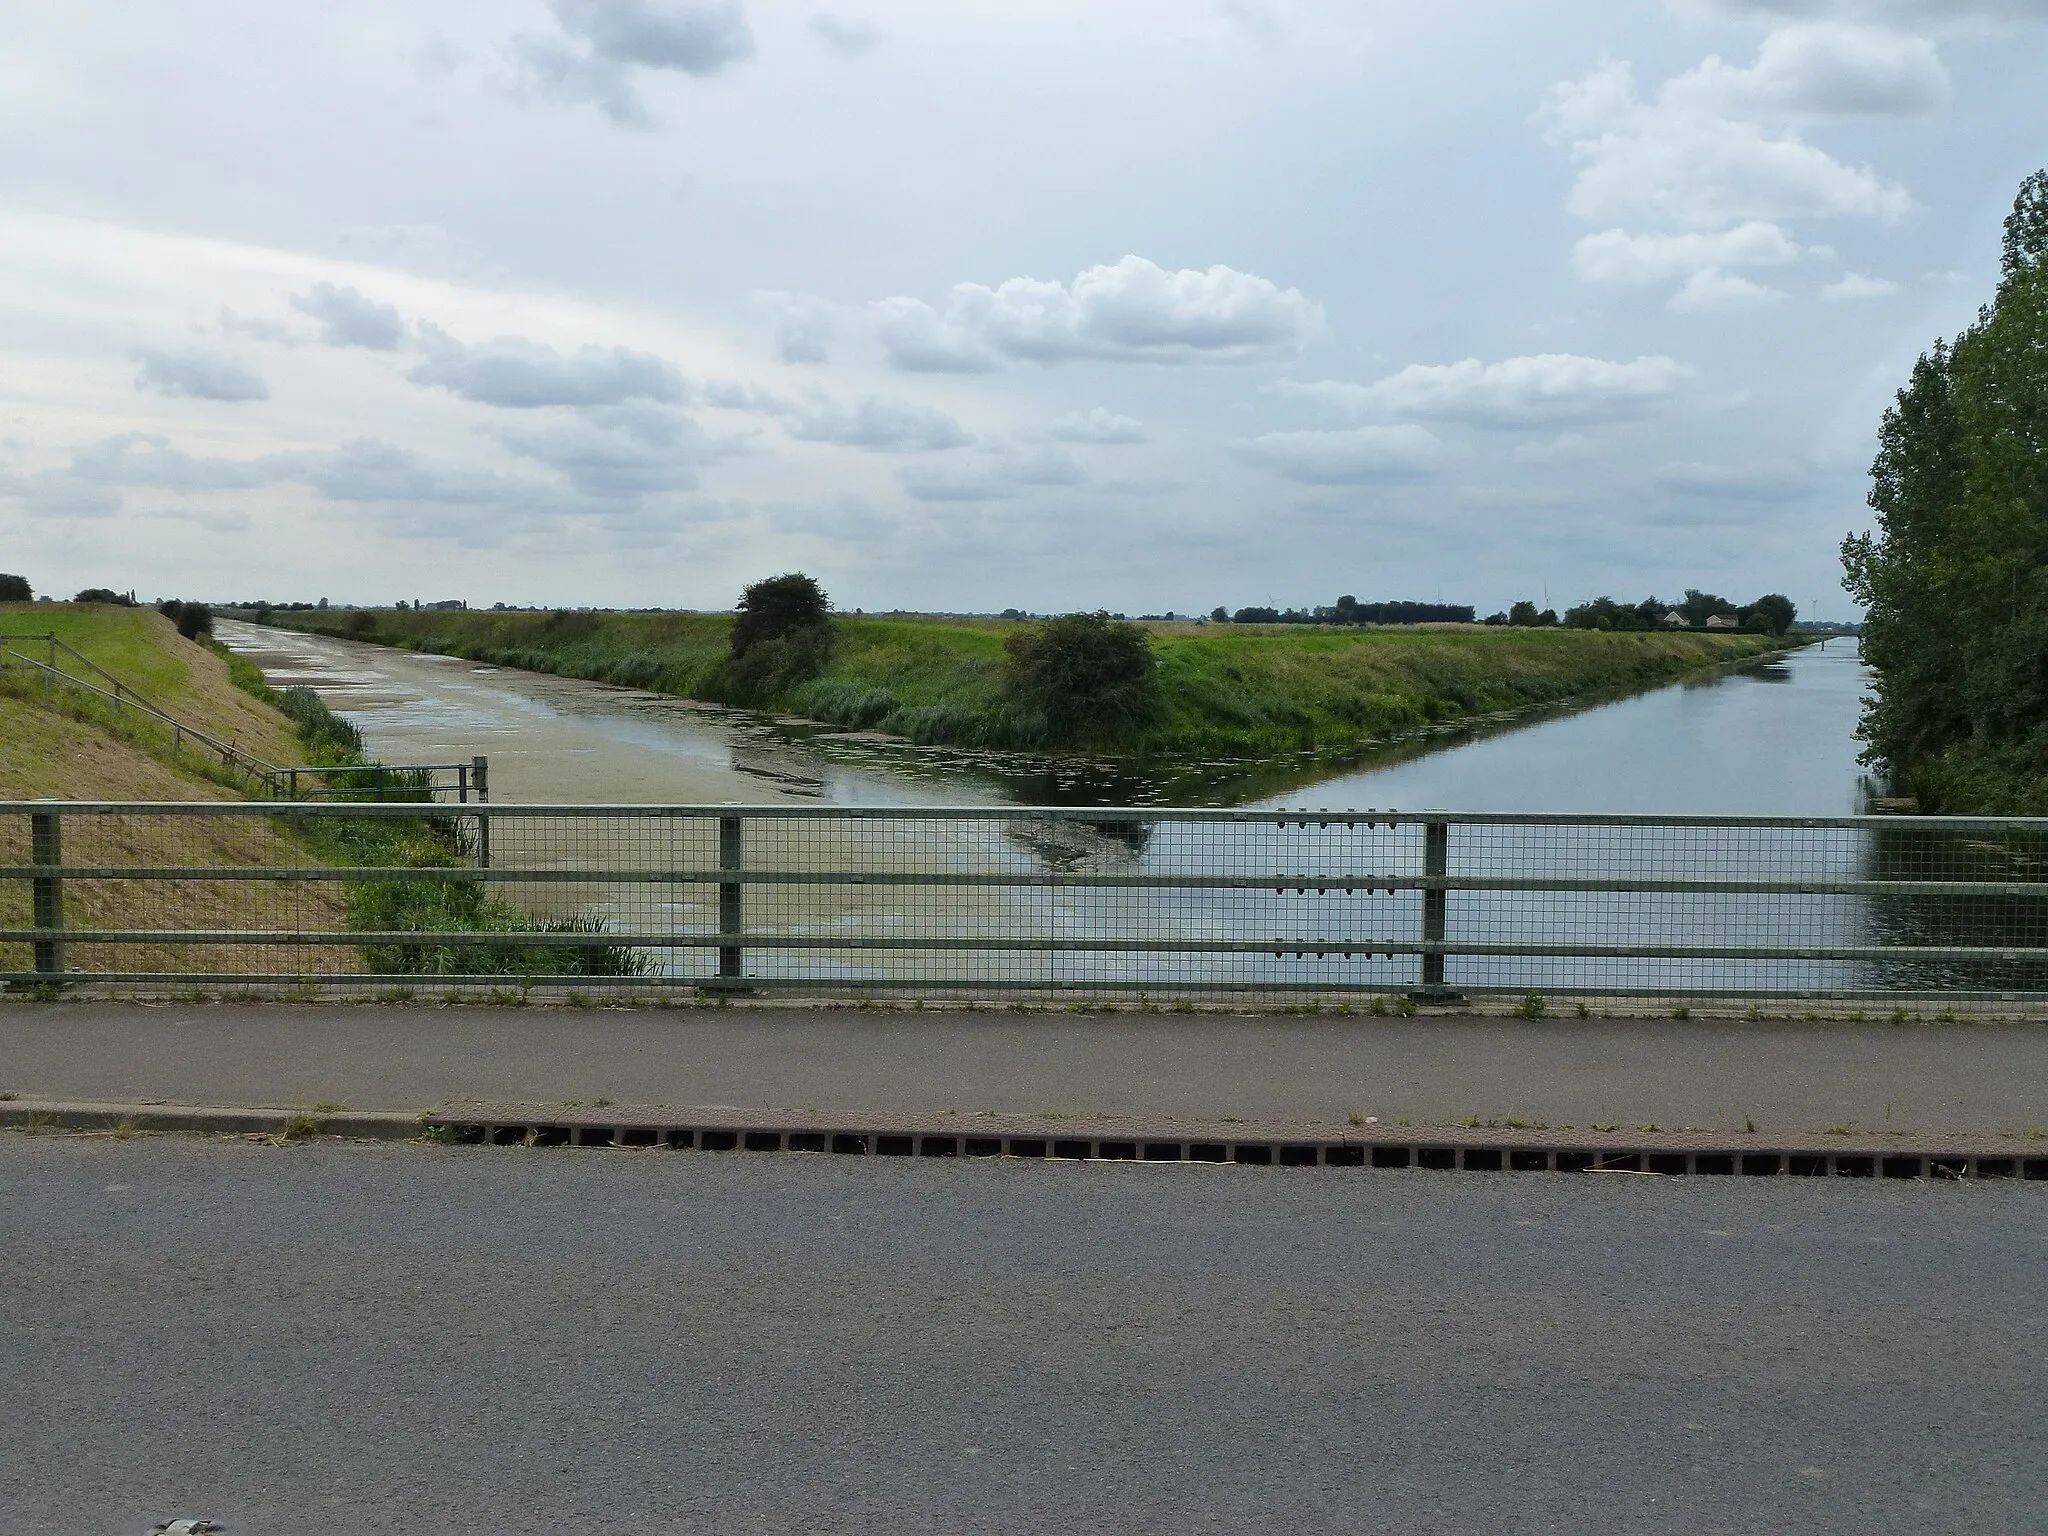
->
312, 1100, 349, 1113
380, 987, 417, 1004
1170, 998, 1195, 1014
1592, 1122, 1619, 1133
1937, 1006, 1957, 1022
1574, 1002, 1590, 1018
1393, 997, 1417, 1016
1637, 1123, 1660, 1133
566, 991, 591, 1008
1368, 995, 1388, 1016
1744, 1004, 1762, 1021
1336, 1000, 1354, 1016
273, 1112, 321, 1144
1347, 1111, 1366, 1126
1743, 1117, 1757, 1133
1825, 1124, 1854, 1136
1890, 1007, 1912, 1024
1515, 991, 1547, 1019
111, 1116, 141, 1140
1670, 1005, 1691, 1020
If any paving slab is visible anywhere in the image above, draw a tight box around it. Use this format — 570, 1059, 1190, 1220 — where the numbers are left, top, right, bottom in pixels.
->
3, 1000, 2045, 1141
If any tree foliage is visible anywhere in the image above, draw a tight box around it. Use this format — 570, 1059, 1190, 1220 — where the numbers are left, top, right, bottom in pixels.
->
731, 572, 830, 658
1844, 169, 2048, 809
0, 573, 30, 602
1002, 612, 1164, 748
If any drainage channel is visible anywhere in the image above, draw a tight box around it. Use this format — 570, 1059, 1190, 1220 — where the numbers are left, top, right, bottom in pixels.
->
424, 1121, 2048, 1180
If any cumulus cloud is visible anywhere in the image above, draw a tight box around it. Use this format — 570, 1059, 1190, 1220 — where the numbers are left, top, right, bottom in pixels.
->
808, 13, 882, 54
514, 0, 755, 127
1670, 268, 1789, 309
132, 348, 270, 402
1572, 221, 1802, 283
290, 282, 406, 349
1668, 23, 1949, 116
409, 326, 686, 407
1820, 270, 1901, 299
782, 394, 973, 452
873, 255, 1322, 370
1539, 52, 1914, 230
1048, 407, 1147, 444
1235, 425, 1444, 485
1360, 354, 1691, 429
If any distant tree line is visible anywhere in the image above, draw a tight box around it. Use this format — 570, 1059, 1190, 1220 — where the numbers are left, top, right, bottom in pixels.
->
1209, 597, 1476, 626
1485, 590, 1796, 635
1843, 169, 2048, 811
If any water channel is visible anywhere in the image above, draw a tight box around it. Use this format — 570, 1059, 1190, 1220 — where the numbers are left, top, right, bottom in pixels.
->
218, 623, 2037, 999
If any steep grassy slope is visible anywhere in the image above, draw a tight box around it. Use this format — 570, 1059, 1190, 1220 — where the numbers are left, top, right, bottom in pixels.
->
265, 607, 1791, 761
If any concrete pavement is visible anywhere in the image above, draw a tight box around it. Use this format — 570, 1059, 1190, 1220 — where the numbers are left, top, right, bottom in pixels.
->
3, 999, 2045, 1140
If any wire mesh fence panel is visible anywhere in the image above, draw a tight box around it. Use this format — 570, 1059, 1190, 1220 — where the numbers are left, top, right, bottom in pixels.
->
6, 802, 2048, 1004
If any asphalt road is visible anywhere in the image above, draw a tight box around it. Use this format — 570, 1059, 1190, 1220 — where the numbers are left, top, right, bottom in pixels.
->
3, 1136, 2043, 1535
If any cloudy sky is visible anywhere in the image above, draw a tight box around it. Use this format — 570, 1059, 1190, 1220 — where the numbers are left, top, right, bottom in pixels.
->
2, 0, 2043, 617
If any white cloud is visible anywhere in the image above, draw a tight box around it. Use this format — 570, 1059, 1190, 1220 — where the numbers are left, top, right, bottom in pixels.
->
808, 14, 882, 54
874, 255, 1322, 370
1670, 268, 1789, 309
1362, 354, 1691, 428
1693, 1, 2045, 22
1820, 270, 1901, 299
1669, 23, 1949, 116
1048, 407, 1147, 444
290, 283, 405, 349
1572, 221, 1801, 283
132, 348, 269, 402
1236, 425, 1444, 484
898, 463, 1013, 502
409, 326, 686, 407
782, 394, 972, 452
1539, 52, 1913, 229
514, 0, 755, 127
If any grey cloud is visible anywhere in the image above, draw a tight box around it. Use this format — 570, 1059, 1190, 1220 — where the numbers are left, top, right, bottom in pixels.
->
516, 0, 754, 126
1655, 460, 1814, 500
874, 255, 1322, 371
497, 404, 719, 498
808, 14, 882, 54
133, 348, 269, 402
409, 326, 687, 407
899, 463, 1013, 502
1049, 407, 1147, 444
783, 395, 972, 452
0, 432, 282, 518
759, 292, 834, 363
290, 282, 406, 349
1235, 425, 1444, 484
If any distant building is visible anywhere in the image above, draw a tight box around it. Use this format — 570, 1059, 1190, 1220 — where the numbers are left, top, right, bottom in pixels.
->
426, 599, 467, 612
1703, 613, 1738, 629
1660, 611, 1688, 627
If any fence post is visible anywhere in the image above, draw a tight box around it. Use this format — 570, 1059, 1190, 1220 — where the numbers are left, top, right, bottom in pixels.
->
717, 813, 745, 984
1411, 816, 1464, 1004
472, 757, 490, 870
30, 806, 64, 982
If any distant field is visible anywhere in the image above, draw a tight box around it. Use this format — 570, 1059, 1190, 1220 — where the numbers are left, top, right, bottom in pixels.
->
262, 607, 1792, 761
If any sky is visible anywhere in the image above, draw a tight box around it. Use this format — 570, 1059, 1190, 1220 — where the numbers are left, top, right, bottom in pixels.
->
1, 0, 2044, 619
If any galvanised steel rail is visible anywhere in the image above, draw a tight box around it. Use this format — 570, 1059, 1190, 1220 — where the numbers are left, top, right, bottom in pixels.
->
5, 800, 2048, 1002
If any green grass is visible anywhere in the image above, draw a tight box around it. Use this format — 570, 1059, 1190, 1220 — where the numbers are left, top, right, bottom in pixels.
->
261, 607, 1792, 762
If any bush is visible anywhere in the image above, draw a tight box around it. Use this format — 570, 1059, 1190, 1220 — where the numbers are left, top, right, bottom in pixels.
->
716, 624, 835, 706
0, 573, 32, 602
277, 684, 364, 759
73, 587, 135, 606
1001, 612, 1164, 748
175, 602, 212, 640
731, 573, 830, 658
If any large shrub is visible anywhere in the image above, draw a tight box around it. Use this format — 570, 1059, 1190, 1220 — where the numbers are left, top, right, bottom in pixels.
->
1001, 612, 1164, 748
0, 573, 30, 602
731, 573, 830, 658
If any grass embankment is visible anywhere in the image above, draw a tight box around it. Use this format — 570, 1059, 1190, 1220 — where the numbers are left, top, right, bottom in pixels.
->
267, 607, 1793, 759
0, 602, 634, 982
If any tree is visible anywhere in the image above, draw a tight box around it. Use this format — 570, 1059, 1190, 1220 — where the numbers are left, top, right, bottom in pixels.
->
1002, 612, 1163, 747
1842, 167, 2048, 809
0, 573, 30, 602
731, 572, 830, 658
175, 603, 213, 640
73, 587, 135, 606
1741, 594, 1796, 636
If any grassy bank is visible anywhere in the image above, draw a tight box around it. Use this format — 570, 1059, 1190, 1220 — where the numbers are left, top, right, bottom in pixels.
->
262, 606, 1794, 760
0, 602, 635, 981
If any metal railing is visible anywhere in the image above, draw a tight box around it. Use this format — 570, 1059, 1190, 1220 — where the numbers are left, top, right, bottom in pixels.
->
4, 801, 2047, 1003
279, 758, 490, 804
